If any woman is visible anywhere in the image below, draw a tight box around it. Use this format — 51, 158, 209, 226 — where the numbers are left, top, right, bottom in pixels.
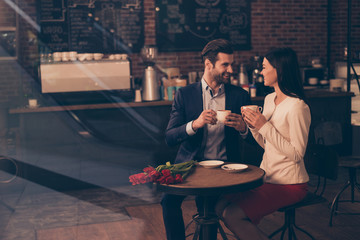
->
215, 47, 311, 240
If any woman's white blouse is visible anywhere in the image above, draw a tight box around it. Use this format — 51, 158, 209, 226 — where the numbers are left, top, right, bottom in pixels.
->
250, 92, 311, 184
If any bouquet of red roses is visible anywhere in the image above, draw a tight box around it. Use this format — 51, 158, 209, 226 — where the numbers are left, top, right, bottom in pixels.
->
129, 160, 197, 185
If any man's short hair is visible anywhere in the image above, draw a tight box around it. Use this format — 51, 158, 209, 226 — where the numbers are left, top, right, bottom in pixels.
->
201, 39, 234, 65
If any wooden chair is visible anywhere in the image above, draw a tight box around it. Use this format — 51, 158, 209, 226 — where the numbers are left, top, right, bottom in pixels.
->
268, 144, 338, 240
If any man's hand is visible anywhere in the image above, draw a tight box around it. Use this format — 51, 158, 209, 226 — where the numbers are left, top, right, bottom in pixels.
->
224, 113, 247, 132
192, 109, 217, 131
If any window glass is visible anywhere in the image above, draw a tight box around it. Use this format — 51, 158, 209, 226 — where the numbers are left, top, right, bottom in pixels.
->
0, 30, 16, 57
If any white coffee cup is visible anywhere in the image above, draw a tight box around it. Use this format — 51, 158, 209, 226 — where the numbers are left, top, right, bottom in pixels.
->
53, 52, 62, 61
28, 99, 38, 108
94, 53, 104, 60
69, 51, 77, 61
77, 53, 87, 61
308, 77, 318, 85
216, 110, 231, 123
61, 52, 70, 61
134, 89, 142, 102
120, 54, 128, 60
241, 105, 263, 113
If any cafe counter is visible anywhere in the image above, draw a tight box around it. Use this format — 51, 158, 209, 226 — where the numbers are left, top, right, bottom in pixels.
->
8, 90, 354, 167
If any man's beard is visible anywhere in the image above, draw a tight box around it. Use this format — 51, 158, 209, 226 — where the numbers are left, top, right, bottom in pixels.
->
213, 71, 230, 84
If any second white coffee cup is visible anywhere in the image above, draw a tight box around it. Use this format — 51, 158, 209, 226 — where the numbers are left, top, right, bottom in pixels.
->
216, 110, 231, 123
241, 105, 263, 112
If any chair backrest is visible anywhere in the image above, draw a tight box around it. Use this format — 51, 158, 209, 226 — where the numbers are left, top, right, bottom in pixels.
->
313, 121, 345, 156
0, 156, 18, 184
304, 144, 339, 195
314, 121, 342, 146
304, 144, 338, 180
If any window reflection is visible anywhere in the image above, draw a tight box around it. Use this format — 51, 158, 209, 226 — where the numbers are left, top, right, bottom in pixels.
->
0, 30, 16, 57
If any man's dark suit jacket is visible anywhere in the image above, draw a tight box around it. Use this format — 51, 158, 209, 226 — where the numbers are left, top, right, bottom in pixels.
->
165, 82, 251, 164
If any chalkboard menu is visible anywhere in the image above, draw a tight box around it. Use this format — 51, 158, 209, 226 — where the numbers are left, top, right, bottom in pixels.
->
37, 0, 144, 53
155, 0, 251, 52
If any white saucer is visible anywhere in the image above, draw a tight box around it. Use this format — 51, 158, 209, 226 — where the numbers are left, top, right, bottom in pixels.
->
221, 164, 248, 173
198, 160, 224, 168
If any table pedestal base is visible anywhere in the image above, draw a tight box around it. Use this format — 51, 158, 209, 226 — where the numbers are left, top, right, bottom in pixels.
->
185, 213, 235, 240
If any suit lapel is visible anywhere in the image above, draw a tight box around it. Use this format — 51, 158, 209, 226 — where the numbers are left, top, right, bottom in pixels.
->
225, 84, 231, 110
194, 82, 203, 115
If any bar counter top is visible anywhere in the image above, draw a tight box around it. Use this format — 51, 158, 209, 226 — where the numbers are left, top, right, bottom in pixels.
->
9, 89, 354, 114
9, 100, 174, 114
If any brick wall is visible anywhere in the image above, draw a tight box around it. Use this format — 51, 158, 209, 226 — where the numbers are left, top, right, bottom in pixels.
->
140, 0, 360, 79
0, 0, 38, 106
16, 0, 38, 78
138, 0, 328, 78
0, 0, 359, 106
331, 0, 360, 68
0, 0, 16, 27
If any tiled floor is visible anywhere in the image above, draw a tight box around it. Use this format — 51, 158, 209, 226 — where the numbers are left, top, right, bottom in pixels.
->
2, 141, 360, 239
0, 169, 163, 240
0, 137, 163, 240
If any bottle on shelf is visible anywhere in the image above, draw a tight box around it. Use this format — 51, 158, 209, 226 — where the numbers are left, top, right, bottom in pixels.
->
250, 84, 257, 97
255, 73, 265, 96
242, 84, 249, 93
252, 55, 265, 96
251, 56, 260, 82
239, 63, 249, 86
231, 75, 239, 86
195, 72, 201, 82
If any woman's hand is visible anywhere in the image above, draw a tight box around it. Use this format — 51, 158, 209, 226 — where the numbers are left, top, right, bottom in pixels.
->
241, 108, 267, 130
224, 113, 247, 132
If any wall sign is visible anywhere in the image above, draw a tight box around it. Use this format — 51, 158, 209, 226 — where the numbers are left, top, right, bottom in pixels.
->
155, 0, 251, 52
37, 0, 144, 53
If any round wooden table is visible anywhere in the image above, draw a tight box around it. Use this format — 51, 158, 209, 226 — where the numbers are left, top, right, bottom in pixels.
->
155, 164, 265, 240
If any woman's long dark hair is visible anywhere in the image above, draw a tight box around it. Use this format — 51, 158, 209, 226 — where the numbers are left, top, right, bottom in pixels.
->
265, 47, 306, 101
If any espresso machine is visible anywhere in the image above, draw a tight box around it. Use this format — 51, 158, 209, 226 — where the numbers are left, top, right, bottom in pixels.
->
141, 46, 160, 101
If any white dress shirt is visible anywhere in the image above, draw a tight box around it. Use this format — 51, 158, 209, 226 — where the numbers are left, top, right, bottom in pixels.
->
186, 79, 227, 160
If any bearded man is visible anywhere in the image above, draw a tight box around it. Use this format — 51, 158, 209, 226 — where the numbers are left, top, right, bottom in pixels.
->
161, 39, 252, 240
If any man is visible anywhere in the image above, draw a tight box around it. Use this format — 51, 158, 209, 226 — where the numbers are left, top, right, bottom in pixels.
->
162, 39, 252, 240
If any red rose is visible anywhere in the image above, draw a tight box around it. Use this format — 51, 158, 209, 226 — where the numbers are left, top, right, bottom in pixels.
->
157, 175, 167, 184
149, 170, 161, 181
146, 174, 152, 182
129, 175, 137, 185
164, 175, 175, 184
143, 166, 156, 174
138, 173, 149, 184
162, 169, 171, 177
129, 160, 196, 186
175, 174, 183, 183
129, 173, 143, 185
